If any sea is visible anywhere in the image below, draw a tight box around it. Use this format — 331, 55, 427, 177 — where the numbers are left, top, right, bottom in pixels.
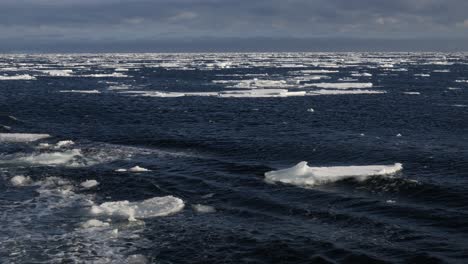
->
0, 52, 467, 263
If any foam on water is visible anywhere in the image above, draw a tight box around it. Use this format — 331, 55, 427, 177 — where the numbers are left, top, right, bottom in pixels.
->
265, 161, 403, 187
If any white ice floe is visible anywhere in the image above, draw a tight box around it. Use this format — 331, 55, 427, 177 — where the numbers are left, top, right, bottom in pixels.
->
129, 166, 150, 172
59, 90, 101, 94
55, 140, 75, 148
403, 92, 421, 95
307, 89, 385, 95
81, 219, 110, 229
10, 175, 33, 187
91, 196, 184, 221
308, 82, 373, 89
264, 161, 403, 187
414, 74, 430, 77
0, 133, 50, 142
16, 149, 82, 166
41, 69, 73, 77
218, 89, 306, 98
81, 72, 128, 78
0, 74, 36, 80
192, 204, 216, 213
307, 108, 315, 113
81, 180, 99, 189
299, 70, 339, 74
351, 73, 372, 77
455, 80, 468, 83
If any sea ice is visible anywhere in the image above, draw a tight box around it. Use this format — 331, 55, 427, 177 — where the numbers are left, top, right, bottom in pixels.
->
192, 204, 216, 213
91, 196, 184, 221
0, 133, 50, 142
81, 219, 110, 229
308, 83, 373, 89
10, 175, 33, 187
265, 161, 403, 187
81, 180, 99, 189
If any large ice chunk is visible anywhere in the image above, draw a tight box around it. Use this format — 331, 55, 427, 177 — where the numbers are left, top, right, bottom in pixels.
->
265, 161, 402, 187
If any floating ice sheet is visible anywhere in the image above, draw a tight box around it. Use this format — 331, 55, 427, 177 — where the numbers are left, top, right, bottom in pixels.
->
265, 161, 403, 187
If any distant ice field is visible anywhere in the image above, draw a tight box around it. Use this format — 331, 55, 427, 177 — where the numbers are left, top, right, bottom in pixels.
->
1, 52, 468, 263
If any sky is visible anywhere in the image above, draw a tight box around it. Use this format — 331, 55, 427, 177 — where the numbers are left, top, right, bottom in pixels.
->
0, 0, 467, 52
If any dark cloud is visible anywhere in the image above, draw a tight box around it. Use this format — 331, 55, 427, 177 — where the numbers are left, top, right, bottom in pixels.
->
0, 0, 467, 51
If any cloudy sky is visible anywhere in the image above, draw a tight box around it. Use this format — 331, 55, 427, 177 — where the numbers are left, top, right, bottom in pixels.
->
0, 0, 467, 52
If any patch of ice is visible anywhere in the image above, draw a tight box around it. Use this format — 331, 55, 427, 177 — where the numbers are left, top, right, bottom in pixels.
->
59, 90, 101, 94
414, 74, 430, 77
307, 89, 385, 95
55, 140, 75, 148
0, 133, 50, 142
10, 175, 33, 187
0, 74, 36, 80
41, 70, 73, 77
308, 83, 373, 89
91, 196, 184, 221
403, 92, 421, 95
81, 219, 110, 229
192, 204, 216, 213
15, 149, 83, 166
81, 180, 99, 189
128, 166, 150, 172
265, 161, 402, 187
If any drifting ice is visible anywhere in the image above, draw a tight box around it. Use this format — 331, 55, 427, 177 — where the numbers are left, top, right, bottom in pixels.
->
265, 161, 403, 187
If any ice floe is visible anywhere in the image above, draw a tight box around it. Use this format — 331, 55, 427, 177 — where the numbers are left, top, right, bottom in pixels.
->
10, 175, 33, 187
81, 219, 110, 229
265, 161, 403, 187
308, 82, 373, 89
81, 180, 99, 189
0, 133, 50, 142
192, 204, 216, 213
59, 90, 101, 94
0, 74, 36, 80
91, 196, 184, 221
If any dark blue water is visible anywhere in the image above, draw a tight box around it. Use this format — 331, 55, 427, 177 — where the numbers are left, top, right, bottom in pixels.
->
0, 53, 467, 263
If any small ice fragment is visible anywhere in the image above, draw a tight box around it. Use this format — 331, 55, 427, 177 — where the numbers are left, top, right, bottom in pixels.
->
201, 193, 215, 199
127, 254, 149, 264
307, 108, 314, 113
81, 179, 99, 189
81, 219, 110, 228
386, 200, 396, 204
115, 169, 127, 172
10, 175, 33, 186
192, 204, 216, 213
128, 166, 150, 172
55, 140, 75, 148
396, 133, 402, 137
360, 133, 365, 136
